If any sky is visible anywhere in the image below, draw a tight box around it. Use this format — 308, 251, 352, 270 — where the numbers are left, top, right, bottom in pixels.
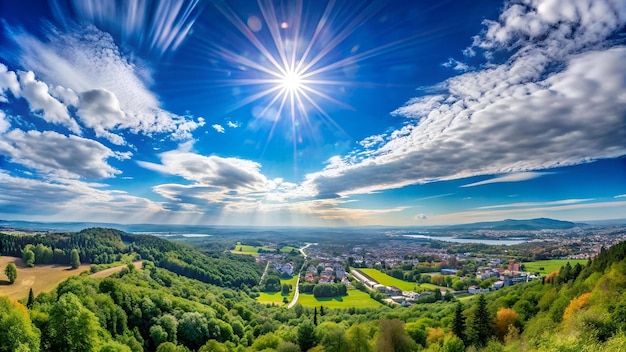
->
0, 0, 625, 227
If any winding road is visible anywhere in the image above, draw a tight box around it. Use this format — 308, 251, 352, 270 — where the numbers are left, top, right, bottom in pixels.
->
287, 243, 314, 309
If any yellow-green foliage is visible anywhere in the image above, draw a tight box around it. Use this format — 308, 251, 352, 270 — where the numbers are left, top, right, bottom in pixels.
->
562, 293, 592, 321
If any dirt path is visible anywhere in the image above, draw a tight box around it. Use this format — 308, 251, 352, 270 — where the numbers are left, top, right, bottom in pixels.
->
89, 261, 143, 278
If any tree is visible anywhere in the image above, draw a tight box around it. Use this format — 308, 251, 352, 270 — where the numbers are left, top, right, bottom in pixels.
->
0, 296, 40, 352
282, 283, 291, 295
405, 322, 427, 347
4, 263, 17, 284
22, 249, 35, 267
494, 308, 519, 341
298, 320, 318, 352
346, 323, 371, 352
452, 302, 466, 343
177, 312, 209, 350
48, 293, 102, 352
314, 306, 318, 326
70, 249, 81, 269
320, 325, 348, 352
375, 319, 414, 352
470, 294, 492, 347
27, 288, 34, 309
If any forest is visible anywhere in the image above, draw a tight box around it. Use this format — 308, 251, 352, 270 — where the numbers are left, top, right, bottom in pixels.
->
2, 228, 626, 351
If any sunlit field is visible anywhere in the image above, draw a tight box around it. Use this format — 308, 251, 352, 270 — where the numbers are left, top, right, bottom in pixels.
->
296, 287, 382, 308
231, 243, 299, 257
256, 275, 299, 306
523, 259, 588, 275
0, 256, 90, 300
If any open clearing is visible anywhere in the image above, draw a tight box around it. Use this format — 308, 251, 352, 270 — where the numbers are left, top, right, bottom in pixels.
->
358, 268, 421, 291
297, 287, 382, 308
231, 243, 300, 257
257, 276, 298, 306
524, 259, 588, 274
0, 256, 90, 300
89, 261, 143, 278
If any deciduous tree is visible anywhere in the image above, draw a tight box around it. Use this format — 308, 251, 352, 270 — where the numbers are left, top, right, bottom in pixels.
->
4, 263, 17, 284
70, 249, 81, 269
494, 308, 519, 341
375, 319, 414, 352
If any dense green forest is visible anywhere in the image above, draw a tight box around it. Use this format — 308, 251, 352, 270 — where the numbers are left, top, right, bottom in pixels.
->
2, 228, 626, 351
0, 228, 262, 288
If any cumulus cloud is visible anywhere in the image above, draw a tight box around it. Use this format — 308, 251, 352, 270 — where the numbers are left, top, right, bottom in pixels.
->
302, 0, 626, 198
442, 58, 470, 72
0, 129, 122, 179
8, 25, 199, 143
414, 213, 428, 220
138, 144, 270, 192
18, 71, 81, 134
227, 120, 240, 128
461, 172, 551, 187
212, 124, 225, 133
0, 63, 20, 102
0, 111, 10, 134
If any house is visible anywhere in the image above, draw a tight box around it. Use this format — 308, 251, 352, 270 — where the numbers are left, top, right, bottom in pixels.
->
385, 286, 402, 296
491, 281, 505, 290
468, 286, 481, 294
373, 284, 386, 292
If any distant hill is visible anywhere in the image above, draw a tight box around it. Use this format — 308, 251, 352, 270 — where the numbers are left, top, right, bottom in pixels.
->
444, 217, 585, 230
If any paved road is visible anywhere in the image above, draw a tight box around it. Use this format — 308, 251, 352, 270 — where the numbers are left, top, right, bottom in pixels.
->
259, 260, 271, 286
287, 243, 314, 309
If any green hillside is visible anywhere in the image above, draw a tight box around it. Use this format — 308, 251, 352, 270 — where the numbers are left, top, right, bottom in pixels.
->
2, 228, 626, 351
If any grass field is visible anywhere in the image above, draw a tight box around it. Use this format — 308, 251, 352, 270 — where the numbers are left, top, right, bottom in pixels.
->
231, 243, 299, 257
89, 261, 143, 279
297, 287, 382, 308
0, 256, 90, 300
523, 259, 588, 274
358, 268, 420, 292
256, 276, 299, 306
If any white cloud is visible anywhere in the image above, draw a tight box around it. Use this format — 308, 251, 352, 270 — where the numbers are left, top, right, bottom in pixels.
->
138, 145, 270, 192
212, 124, 225, 133
414, 213, 428, 220
0, 129, 122, 179
0, 111, 9, 134
0, 172, 168, 223
476, 198, 594, 210
301, 0, 626, 198
17, 71, 81, 134
0, 63, 20, 101
227, 120, 240, 128
615, 194, 626, 198
9, 25, 199, 142
442, 58, 470, 72
461, 172, 551, 187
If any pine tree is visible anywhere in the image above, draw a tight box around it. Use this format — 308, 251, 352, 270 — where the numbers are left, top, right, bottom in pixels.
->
452, 302, 466, 343
27, 287, 35, 309
471, 294, 492, 347
320, 305, 325, 316
314, 306, 318, 326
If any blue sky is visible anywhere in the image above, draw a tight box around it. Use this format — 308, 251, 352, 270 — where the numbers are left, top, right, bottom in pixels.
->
0, 0, 625, 226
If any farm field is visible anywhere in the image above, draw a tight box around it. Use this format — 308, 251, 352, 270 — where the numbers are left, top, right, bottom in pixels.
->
256, 276, 299, 306
524, 259, 588, 274
0, 256, 90, 300
297, 287, 382, 308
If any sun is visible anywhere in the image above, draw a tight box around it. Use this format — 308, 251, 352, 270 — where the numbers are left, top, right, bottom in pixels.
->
280, 69, 304, 92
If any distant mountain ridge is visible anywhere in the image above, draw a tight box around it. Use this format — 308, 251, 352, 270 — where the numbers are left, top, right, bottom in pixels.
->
444, 217, 585, 230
